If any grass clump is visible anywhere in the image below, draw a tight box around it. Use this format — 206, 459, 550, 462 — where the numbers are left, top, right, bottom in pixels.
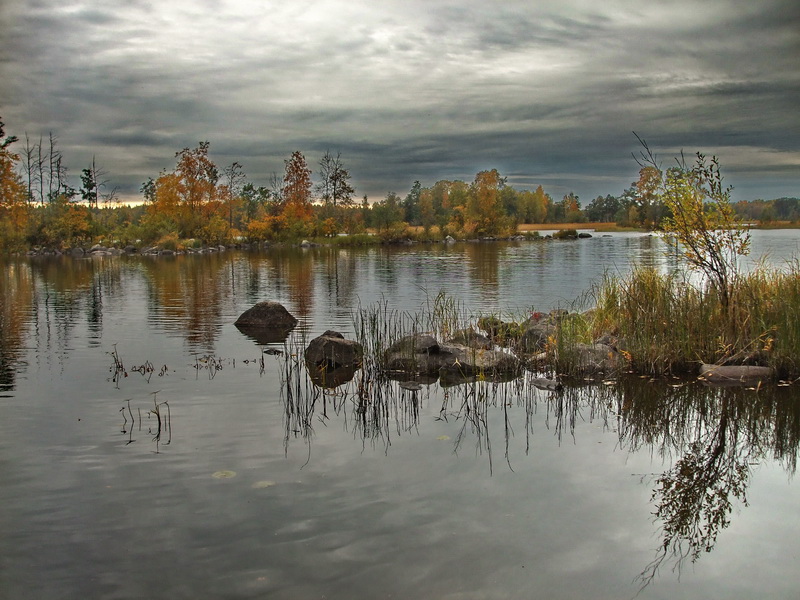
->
590, 262, 800, 377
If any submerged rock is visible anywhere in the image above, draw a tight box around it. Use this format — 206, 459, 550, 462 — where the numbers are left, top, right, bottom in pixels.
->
699, 364, 774, 385
530, 377, 563, 391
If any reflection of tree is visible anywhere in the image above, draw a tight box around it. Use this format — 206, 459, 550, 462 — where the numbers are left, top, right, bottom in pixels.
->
0, 261, 34, 391
260, 249, 315, 320
596, 378, 800, 590
464, 242, 500, 295
140, 253, 234, 351
534, 377, 800, 589
637, 394, 751, 588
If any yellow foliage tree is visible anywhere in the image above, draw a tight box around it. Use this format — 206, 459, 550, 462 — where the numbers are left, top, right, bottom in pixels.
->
0, 118, 30, 249
466, 169, 507, 236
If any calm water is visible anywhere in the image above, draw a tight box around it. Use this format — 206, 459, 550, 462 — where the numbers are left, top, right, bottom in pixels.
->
2, 231, 800, 599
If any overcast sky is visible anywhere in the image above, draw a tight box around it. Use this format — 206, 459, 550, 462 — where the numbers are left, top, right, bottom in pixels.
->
1, 0, 798, 204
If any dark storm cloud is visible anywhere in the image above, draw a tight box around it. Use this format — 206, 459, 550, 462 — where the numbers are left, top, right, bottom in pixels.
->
1, 0, 798, 203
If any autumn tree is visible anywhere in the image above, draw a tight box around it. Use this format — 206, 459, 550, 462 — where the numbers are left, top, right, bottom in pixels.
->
0, 118, 30, 249
465, 169, 507, 236
635, 136, 750, 310
419, 188, 436, 233
281, 151, 313, 234
144, 142, 220, 240
561, 192, 584, 223
633, 165, 663, 227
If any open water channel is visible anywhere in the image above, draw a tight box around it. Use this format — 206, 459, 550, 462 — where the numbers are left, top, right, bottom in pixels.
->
1, 230, 800, 599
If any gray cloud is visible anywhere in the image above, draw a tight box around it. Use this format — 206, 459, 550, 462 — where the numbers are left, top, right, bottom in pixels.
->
1, 0, 798, 203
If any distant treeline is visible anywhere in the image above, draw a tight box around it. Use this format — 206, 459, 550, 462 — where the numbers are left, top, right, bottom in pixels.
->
1, 120, 797, 251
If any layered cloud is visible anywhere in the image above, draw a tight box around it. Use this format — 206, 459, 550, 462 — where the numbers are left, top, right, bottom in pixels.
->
1, 0, 798, 202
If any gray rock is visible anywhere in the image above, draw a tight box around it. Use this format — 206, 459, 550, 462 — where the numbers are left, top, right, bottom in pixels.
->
235, 301, 298, 328
569, 342, 620, 375
304, 330, 363, 371
519, 320, 556, 352
383, 334, 442, 374
448, 327, 493, 350
437, 343, 521, 379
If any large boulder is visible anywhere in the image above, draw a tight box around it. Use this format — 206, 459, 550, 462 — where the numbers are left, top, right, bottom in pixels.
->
235, 301, 298, 343
304, 330, 363, 371
235, 301, 298, 329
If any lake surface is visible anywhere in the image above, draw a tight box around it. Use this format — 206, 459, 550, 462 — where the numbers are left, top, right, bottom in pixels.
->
2, 230, 800, 599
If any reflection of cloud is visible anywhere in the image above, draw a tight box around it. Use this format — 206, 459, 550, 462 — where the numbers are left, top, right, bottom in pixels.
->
2, 0, 798, 202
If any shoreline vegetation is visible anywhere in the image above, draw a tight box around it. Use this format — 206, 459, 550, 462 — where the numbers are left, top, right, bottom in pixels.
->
301, 259, 800, 397
1, 119, 798, 254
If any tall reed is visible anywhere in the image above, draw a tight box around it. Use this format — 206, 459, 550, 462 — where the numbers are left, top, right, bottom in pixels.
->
590, 261, 800, 377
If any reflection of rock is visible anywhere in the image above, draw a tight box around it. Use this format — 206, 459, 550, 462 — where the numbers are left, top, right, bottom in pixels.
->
304, 330, 363, 370
438, 362, 520, 387
235, 324, 294, 345
306, 362, 358, 389
531, 377, 563, 391
235, 301, 298, 328
699, 364, 773, 386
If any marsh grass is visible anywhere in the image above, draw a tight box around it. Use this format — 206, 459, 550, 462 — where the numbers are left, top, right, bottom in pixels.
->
351, 290, 472, 366
590, 261, 800, 377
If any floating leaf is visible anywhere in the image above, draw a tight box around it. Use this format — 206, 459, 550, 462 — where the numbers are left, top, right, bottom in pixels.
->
437, 435, 450, 441
252, 480, 276, 489
212, 470, 236, 479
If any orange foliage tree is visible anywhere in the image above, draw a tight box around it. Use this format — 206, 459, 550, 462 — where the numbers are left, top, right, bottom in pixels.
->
0, 118, 30, 249
281, 151, 313, 235
145, 142, 221, 241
